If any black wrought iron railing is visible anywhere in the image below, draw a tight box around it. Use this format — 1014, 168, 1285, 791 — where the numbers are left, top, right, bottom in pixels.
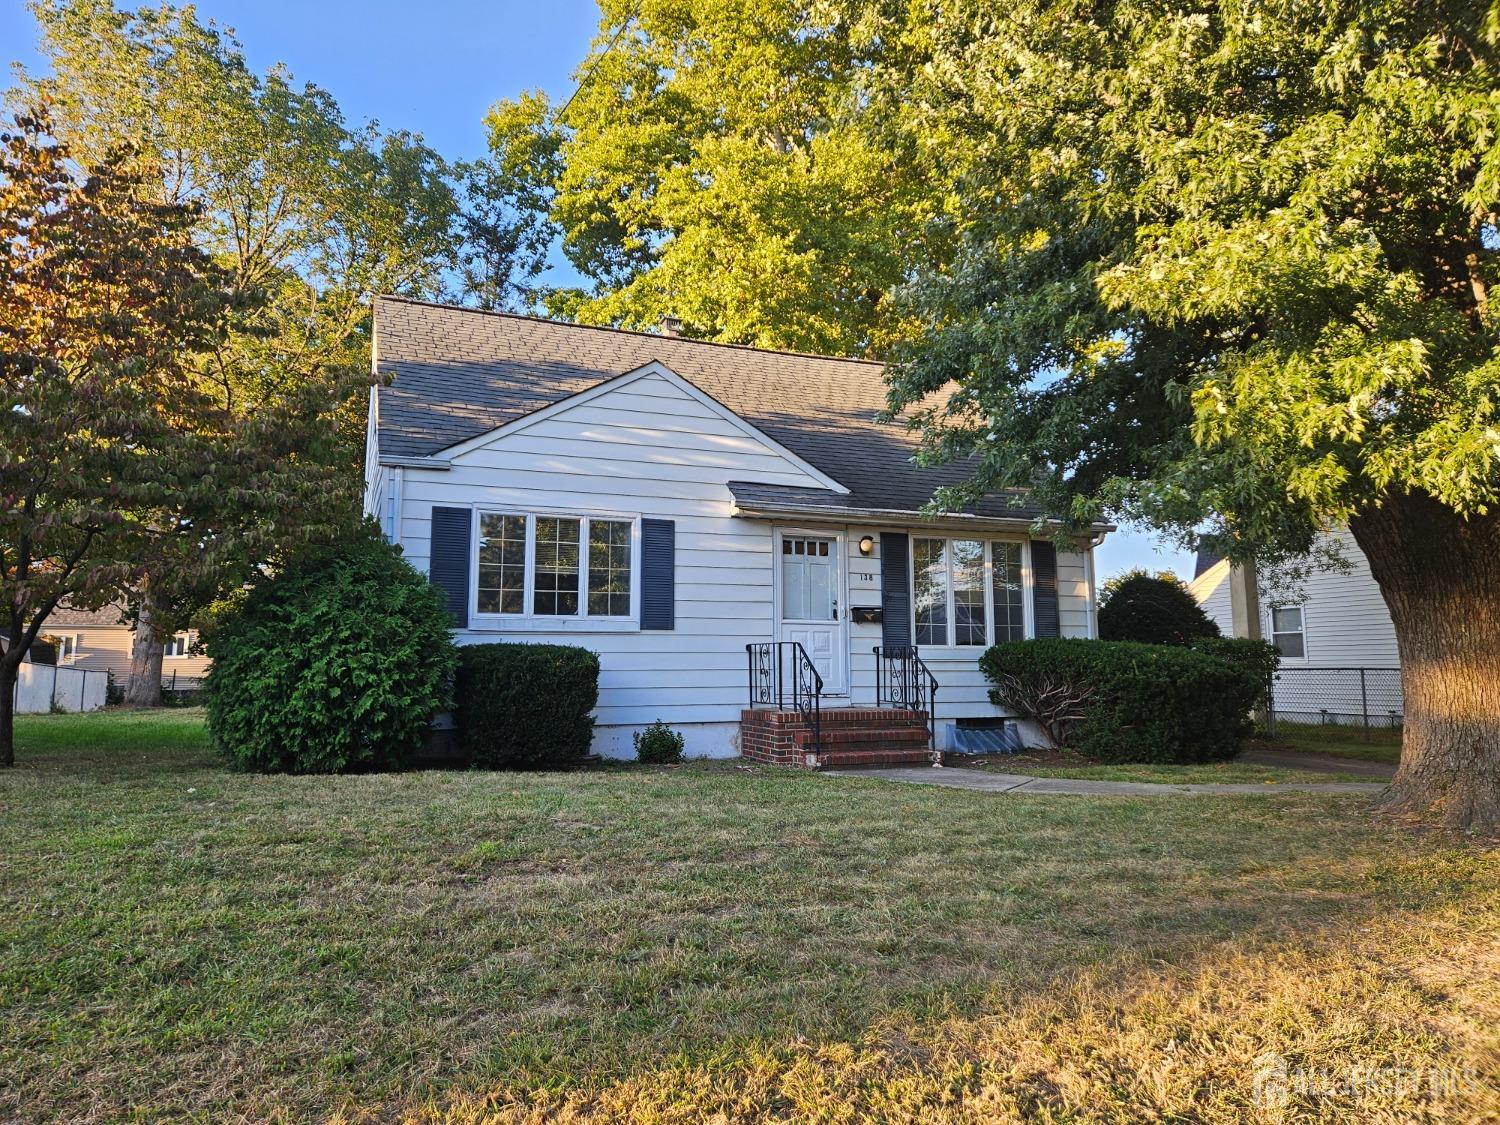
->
873, 644, 939, 751
745, 641, 823, 748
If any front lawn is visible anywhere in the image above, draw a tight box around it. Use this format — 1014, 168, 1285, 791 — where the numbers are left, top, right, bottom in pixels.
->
2, 710, 1495, 1122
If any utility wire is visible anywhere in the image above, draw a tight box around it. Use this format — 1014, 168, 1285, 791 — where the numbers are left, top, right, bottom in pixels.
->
555, 10, 638, 125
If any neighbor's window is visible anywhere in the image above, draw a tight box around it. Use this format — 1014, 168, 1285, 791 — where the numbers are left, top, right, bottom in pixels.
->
164, 632, 194, 658
1270, 605, 1306, 659
475, 512, 634, 619
43, 634, 79, 663
914, 538, 1030, 646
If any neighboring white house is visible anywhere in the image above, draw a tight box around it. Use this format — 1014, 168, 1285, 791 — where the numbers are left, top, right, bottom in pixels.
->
363, 297, 1111, 761
1189, 531, 1403, 726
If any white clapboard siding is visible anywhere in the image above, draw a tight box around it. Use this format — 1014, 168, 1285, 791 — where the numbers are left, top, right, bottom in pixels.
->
1191, 532, 1400, 669
1259, 529, 1400, 668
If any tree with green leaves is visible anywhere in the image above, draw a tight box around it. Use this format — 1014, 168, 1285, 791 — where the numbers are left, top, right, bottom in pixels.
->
0, 108, 344, 762
484, 0, 946, 355
15, 0, 552, 699
885, 1, 1500, 830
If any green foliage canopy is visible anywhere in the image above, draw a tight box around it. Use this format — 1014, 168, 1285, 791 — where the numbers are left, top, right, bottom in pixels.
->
884, 0, 1500, 560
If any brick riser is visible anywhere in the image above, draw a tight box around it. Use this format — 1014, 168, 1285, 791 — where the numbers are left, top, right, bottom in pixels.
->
740, 706, 935, 769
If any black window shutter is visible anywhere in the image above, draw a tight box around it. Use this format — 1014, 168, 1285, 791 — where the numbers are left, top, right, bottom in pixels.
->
429, 506, 471, 628
879, 532, 912, 647
1031, 540, 1060, 638
640, 518, 675, 630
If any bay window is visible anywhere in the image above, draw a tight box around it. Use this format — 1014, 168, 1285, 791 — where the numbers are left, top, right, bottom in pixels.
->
476, 511, 634, 619
913, 538, 1030, 646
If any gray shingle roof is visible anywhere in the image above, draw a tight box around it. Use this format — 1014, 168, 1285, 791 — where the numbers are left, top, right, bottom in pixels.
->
374, 297, 1047, 520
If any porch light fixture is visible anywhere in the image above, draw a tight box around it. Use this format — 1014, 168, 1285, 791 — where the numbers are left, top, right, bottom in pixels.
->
858, 535, 875, 556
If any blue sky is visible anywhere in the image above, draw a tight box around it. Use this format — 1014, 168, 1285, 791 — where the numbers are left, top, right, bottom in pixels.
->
2, 0, 1193, 580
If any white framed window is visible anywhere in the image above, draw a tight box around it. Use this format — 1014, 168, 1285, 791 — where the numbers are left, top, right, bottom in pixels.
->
164, 632, 195, 658
913, 538, 1031, 647
43, 634, 80, 663
1269, 605, 1306, 659
474, 510, 637, 621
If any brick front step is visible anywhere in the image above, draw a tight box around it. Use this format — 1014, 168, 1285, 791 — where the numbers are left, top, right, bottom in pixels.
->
740, 705, 933, 768
792, 726, 930, 747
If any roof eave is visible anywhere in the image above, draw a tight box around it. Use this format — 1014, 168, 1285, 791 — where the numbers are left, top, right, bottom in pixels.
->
731, 500, 1115, 536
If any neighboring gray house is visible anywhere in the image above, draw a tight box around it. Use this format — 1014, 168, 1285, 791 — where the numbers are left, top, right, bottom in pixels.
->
363, 297, 1112, 763
1189, 531, 1403, 725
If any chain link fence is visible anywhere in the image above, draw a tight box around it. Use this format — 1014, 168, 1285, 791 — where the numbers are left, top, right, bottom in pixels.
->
1264, 667, 1403, 741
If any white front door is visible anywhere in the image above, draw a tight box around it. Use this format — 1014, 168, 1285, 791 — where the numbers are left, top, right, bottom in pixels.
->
778, 533, 846, 694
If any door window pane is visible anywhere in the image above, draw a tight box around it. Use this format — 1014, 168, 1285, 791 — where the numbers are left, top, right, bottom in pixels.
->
781, 537, 835, 620
952, 540, 986, 645
992, 541, 1025, 641
587, 519, 632, 616
913, 538, 948, 645
478, 514, 526, 614
533, 517, 581, 615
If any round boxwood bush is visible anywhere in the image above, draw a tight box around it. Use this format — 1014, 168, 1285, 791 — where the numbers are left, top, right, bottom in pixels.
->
1098, 570, 1220, 645
455, 643, 600, 769
633, 719, 685, 764
980, 637, 1262, 763
203, 534, 457, 773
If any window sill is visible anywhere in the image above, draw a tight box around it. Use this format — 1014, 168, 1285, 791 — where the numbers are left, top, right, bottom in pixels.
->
466, 616, 640, 634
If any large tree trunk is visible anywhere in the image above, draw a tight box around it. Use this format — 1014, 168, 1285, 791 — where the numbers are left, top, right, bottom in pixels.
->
123, 592, 165, 708
1349, 493, 1500, 833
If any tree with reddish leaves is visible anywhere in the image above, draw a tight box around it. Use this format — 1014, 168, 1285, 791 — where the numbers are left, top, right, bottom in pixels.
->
0, 108, 345, 763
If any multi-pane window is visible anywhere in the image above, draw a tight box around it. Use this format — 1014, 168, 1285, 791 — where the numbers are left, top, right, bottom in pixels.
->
588, 520, 633, 616
913, 538, 1029, 646
913, 538, 949, 645
780, 537, 836, 620
478, 514, 526, 614
164, 632, 194, 658
475, 512, 634, 619
1270, 606, 1306, 659
992, 542, 1025, 642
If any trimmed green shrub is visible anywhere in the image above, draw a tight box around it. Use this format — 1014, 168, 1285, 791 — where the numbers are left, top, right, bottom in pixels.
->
634, 720, 685, 764
456, 643, 599, 769
980, 638, 1262, 763
1191, 636, 1280, 710
1098, 570, 1220, 645
203, 534, 457, 774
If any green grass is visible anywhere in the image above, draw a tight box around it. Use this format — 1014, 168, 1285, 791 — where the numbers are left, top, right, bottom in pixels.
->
2, 710, 1494, 1123
1267, 721, 1404, 764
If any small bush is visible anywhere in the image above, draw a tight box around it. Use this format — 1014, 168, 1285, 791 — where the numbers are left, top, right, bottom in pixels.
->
1098, 570, 1220, 645
203, 533, 457, 774
980, 638, 1262, 763
456, 643, 599, 769
634, 720, 685, 764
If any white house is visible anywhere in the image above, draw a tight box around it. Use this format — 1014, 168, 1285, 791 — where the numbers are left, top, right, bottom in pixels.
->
363, 297, 1111, 764
1189, 532, 1403, 727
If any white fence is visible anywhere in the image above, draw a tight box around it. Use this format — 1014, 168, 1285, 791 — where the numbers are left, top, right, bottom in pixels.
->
13, 663, 109, 714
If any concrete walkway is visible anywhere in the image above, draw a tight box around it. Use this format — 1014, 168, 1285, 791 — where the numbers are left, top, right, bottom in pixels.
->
825, 767, 1389, 797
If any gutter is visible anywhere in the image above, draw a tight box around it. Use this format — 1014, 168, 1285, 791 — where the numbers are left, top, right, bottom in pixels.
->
377, 455, 453, 471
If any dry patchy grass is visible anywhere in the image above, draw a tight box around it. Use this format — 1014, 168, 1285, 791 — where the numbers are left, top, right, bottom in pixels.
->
1, 710, 1494, 1123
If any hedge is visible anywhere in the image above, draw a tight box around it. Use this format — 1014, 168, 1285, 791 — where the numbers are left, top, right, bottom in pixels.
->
980, 637, 1263, 763
203, 535, 457, 774
455, 643, 600, 769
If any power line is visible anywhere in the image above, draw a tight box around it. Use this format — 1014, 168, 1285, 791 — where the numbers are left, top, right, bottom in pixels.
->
556, 10, 638, 126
